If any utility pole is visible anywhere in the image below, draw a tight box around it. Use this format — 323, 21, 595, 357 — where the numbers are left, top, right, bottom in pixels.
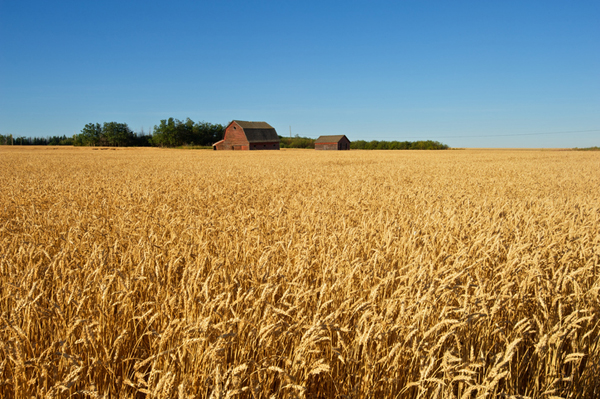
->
289, 126, 292, 138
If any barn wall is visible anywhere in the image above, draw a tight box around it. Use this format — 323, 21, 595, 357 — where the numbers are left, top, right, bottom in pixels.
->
338, 137, 351, 150
219, 122, 250, 150
316, 143, 340, 150
250, 142, 280, 150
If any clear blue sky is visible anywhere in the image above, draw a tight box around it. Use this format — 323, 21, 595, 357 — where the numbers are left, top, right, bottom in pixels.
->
1, 0, 599, 147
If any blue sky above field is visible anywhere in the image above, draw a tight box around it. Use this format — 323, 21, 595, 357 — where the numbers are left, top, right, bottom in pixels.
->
1, 0, 599, 148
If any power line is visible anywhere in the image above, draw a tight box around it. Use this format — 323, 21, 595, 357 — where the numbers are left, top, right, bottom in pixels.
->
399, 129, 600, 140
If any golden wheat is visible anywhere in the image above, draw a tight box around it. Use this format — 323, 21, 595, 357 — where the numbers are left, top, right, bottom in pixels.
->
0, 146, 599, 398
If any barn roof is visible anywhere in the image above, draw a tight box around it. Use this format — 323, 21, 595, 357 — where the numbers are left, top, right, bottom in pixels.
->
315, 135, 349, 144
232, 120, 279, 143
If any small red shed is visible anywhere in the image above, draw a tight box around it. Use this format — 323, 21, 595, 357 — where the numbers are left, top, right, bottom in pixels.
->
213, 120, 280, 150
315, 135, 351, 150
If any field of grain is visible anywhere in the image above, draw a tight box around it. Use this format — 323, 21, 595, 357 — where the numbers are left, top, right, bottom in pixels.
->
1, 146, 599, 398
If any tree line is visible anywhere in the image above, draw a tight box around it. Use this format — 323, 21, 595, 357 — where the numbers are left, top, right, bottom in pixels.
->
280, 136, 449, 150
351, 140, 449, 150
0, 118, 225, 148
150, 118, 223, 147
279, 135, 316, 148
0, 134, 75, 146
2, 121, 449, 149
75, 122, 151, 147
76, 119, 224, 147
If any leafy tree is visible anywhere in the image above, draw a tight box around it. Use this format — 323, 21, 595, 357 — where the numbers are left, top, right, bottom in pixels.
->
73, 122, 134, 146
78, 123, 102, 146
151, 118, 178, 147
279, 135, 316, 148
103, 122, 134, 147
193, 120, 224, 146
151, 118, 224, 147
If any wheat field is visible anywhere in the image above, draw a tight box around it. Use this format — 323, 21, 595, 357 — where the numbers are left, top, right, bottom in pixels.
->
0, 146, 599, 398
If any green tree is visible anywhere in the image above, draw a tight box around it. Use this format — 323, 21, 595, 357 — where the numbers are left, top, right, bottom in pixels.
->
151, 118, 178, 147
78, 123, 102, 146
103, 122, 134, 147
279, 135, 316, 149
194, 120, 224, 146
151, 118, 224, 147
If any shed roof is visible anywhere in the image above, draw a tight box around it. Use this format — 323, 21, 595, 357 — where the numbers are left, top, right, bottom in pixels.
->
232, 120, 279, 143
315, 135, 349, 144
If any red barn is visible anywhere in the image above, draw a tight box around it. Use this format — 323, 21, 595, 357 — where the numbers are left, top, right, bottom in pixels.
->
213, 120, 280, 150
315, 135, 351, 150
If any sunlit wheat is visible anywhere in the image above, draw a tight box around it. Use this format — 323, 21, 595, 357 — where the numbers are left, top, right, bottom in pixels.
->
0, 146, 599, 398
